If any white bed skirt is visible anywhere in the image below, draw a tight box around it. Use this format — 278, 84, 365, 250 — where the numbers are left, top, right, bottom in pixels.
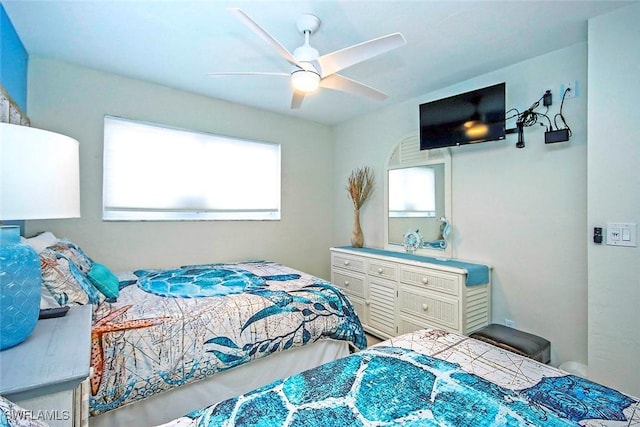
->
89, 339, 350, 427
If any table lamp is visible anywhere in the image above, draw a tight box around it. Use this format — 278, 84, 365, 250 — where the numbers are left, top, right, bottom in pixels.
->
0, 122, 80, 350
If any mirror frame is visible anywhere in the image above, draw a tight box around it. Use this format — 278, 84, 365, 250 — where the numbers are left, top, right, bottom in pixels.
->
384, 134, 453, 258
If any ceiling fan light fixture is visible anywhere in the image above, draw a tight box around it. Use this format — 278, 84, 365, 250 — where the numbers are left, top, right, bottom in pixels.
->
291, 69, 320, 93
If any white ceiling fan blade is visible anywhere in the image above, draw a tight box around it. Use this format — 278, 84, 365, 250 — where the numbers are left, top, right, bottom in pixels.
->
206, 72, 289, 77
291, 91, 305, 109
317, 33, 406, 77
228, 8, 302, 68
319, 74, 388, 101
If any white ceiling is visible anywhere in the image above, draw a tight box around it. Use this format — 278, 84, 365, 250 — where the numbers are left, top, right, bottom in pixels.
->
2, 0, 633, 126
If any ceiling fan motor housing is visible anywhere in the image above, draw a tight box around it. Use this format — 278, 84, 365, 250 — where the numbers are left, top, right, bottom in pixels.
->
293, 44, 319, 62
294, 14, 321, 73
297, 14, 320, 35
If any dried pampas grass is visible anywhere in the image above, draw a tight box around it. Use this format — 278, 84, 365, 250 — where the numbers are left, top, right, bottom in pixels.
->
346, 166, 375, 210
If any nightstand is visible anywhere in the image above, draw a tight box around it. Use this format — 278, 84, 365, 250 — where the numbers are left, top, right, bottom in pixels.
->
0, 305, 92, 427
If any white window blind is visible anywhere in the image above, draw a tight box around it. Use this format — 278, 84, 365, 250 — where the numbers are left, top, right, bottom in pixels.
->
388, 167, 436, 218
103, 116, 281, 221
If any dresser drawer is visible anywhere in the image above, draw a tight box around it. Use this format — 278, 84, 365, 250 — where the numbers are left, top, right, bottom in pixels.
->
399, 266, 461, 296
332, 271, 365, 298
398, 286, 459, 331
367, 260, 398, 281
397, 316, 429, 335
332, 253, 365, 273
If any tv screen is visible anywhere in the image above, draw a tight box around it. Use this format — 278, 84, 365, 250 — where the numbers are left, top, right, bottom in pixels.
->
420, 83, 506, 150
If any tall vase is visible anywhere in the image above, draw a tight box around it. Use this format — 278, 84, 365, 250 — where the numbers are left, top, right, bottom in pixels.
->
351, 208, 364, 248
0, 225, 41, 351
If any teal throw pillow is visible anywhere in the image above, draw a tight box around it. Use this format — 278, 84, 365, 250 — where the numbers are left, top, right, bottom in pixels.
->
88, 263, 120, 299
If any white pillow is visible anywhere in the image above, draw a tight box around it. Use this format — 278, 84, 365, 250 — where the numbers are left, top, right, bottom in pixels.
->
21, 231, 58, 253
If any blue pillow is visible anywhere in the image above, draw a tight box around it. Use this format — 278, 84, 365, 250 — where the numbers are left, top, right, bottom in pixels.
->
88, 263, 119, 299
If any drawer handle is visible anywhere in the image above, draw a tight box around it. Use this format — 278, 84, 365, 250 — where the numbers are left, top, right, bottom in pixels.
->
422, 277, 429, 284
422, 303, 428, 311
343, 280, 349, 287
365, 300, 371, 306
377, 268, 384, 274
344, 261, 350, 266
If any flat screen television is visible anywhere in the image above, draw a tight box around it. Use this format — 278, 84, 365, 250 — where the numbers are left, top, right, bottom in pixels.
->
419, 82, 506, 150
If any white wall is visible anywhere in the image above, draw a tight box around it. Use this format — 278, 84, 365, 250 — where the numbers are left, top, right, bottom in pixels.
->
587, 3, 640, 397
333, 43, 588, 368
25, 57, 335, 280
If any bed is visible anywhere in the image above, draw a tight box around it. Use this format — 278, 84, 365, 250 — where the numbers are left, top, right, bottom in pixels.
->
26, 234, 366, 427
159, 328, 640, 427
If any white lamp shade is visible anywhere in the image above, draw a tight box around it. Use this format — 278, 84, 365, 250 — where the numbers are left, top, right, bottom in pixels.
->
0, 122, 81, 220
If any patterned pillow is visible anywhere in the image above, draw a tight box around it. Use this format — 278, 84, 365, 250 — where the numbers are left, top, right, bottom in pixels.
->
40, 249, 102, 306
39, 286, 60, 309
46, 239, 93, 274
0, 395, 49, 427
18, 232, 62, 309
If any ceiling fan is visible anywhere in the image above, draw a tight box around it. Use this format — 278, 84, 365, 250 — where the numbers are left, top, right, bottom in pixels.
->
208, 8, 407, 109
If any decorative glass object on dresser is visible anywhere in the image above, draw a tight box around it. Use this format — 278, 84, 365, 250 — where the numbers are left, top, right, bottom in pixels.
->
384, 134, 453, 258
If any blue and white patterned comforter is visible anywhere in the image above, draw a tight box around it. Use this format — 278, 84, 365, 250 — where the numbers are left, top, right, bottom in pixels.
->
89, 261, 366, 416
160, 329, 639, 427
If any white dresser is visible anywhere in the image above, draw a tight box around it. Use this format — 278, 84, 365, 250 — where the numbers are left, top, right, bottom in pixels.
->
331, 247, 491, 339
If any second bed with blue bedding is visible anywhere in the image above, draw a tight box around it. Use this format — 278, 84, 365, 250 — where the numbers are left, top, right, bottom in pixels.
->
160, 328, 639, 427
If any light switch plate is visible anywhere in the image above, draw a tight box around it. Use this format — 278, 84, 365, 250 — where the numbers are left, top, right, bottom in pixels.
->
606, 222, 636, 247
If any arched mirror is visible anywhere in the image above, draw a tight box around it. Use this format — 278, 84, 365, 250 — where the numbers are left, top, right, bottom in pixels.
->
384, 134, 452, 258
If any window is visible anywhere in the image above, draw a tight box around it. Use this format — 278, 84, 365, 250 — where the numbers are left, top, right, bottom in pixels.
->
103, 116, 280, 221
388, 167, 436, 218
